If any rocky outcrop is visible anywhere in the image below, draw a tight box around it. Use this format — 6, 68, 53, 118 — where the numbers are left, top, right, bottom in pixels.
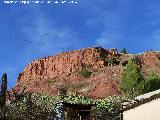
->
138, 51, 160, 67
17, 47, 119, 84
136, 51, 160, 76
15, 47, 160, 99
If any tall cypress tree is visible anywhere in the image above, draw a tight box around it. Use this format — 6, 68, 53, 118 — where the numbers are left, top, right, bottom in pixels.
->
1, 73, 7, 108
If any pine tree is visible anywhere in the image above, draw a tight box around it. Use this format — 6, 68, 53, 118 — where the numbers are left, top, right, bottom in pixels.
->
120, 48, 128, 54
119, 59, 145, 98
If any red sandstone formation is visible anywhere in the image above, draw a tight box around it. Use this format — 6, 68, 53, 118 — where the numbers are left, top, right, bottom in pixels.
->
15, 47, 160, 99
138, 51, 160, 67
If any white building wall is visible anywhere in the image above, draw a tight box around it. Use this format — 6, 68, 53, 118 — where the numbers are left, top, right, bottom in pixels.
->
123, 98, 160, 120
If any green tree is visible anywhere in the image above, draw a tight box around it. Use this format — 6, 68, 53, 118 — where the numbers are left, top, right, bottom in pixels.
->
120, 48, 128, 54
0, 93, 56, 120
0, 73, 7, 120
119, 59, 145, 98
0, 73, 7, 108
145, 71, 160, 93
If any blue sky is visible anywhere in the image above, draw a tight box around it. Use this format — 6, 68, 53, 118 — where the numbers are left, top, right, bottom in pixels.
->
0, 0, 160, 88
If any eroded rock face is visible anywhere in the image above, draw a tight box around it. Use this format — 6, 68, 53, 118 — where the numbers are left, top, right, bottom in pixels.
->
15, 48, 160, 99
88, 81, 120, 99
138, 51, 160, 67
17, 47, 118, 84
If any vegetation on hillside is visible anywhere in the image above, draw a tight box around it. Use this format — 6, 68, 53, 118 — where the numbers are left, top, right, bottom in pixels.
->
120, 59, 160, 98
120, 59, 145, 98
120, 48, 128, 54
79, 69, 92, 78
145, 71, 160, 92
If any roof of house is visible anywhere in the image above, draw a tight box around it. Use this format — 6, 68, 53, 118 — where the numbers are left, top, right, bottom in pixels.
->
121, 89, 160, 111
135, 89, 160, 100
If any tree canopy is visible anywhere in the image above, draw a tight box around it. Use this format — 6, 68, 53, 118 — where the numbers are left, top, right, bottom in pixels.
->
120, 59, 145, 98
120, 48, 128, 54
145, 71, 160, 93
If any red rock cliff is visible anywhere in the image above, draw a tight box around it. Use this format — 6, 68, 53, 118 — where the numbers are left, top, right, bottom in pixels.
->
17, 47, 118, 83
15, 47, 160, 99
